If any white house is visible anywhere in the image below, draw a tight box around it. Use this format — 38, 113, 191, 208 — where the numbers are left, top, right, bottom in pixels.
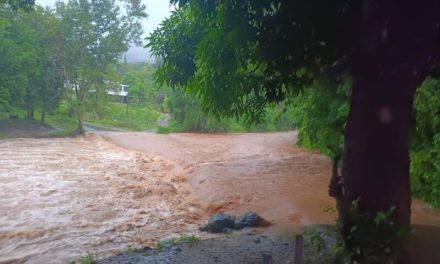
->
66, 82, 129, 102
107, 84, 129, 97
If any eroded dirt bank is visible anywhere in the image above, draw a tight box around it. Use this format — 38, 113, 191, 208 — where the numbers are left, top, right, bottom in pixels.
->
1, 132, 440, 263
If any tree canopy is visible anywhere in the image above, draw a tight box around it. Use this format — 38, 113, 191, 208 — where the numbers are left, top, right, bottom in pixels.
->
149, 1, 440, 262
0, 0, 34, 11
0, 0, 147, 131
148, 1, 439, 121
55, 0, 147, 133
148, 1, 363, 120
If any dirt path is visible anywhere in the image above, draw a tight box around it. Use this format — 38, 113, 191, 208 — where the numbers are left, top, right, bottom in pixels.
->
1, 132, 440, 263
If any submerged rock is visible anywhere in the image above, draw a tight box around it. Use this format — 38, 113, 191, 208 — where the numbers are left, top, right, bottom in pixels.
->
222, 227, 234, 234
200, 213, 235, 233
200, 212, 270, 233
234, 212, 271, 230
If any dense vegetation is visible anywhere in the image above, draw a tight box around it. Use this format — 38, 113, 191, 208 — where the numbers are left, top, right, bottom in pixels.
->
0, 0, 147, 134
163, 87, 292, 133
290, 78, 440, 208
149, 1, 440, 262
0, 6, 63, 121
2, 2, 440, 262
148, 2, 440, 210
2, 1, 438, 210
411, 78, 440, 207
0, 0, 292, 134
110, 63, 294, 133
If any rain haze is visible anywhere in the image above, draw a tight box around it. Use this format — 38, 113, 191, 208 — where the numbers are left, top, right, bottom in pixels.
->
36, 0, 173, 62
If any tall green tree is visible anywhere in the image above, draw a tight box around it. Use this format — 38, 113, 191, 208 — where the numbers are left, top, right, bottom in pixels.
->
56, 0, 147, 134
0, 0, 34, 11
0, 14, 19, 111
149, 1, 440, 262
0, 6, 63, 119
32, 7, 65, 122
0, 0, 37, 112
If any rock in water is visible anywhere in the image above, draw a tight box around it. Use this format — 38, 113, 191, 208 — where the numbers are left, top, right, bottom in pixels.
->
200, 213, 235, 233
234, 212, 271, 230
200, 212, 270, 233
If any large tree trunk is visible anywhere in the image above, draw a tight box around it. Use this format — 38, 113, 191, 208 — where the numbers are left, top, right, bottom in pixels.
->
76, 116, 85, 135
332, 1, 440, 263
340, 65, 416, 262
28, 106, 34, 120
73, 79, 85, 136
75, 103, 85, 135
41, 105, 45, 124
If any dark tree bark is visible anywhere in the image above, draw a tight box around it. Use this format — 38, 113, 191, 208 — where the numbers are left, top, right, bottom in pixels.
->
76, 116, 85, 135
41, 105, 45, 124
73, 78, 85, 136
332, 1, 440, 263
27, 105, 34, 120
342, 63, 416, 228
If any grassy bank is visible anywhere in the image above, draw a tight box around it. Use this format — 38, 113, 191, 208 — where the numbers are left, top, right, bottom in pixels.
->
0, 107, 77, 137
84, 103, 160, 131
1, 101, 162, 136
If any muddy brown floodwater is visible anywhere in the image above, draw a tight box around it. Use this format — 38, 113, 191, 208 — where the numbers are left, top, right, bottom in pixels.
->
104, 131, 337, 227
1, 131, 440, 263
0, 135, 204, 263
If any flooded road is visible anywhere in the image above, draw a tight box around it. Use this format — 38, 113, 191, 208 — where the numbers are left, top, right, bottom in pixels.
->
0, 135, 203, 263
105, 132, 440, 228
104, 132, 337, 227
1, 131, 439, 263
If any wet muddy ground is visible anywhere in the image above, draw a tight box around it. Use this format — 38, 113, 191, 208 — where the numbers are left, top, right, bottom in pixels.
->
0, 120, 55, 139
99, 231, 298, 264
1, 131, 439, 263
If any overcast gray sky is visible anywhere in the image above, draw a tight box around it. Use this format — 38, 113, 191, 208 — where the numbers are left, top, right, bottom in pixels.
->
35, 0, 174, 62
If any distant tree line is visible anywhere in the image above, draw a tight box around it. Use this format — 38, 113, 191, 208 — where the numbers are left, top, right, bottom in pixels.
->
0, 0, 147, 133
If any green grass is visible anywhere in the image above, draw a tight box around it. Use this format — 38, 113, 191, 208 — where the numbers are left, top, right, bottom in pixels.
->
1, 101, 161, 135
0, 107, 26, 119
178, 234, 200, 246
156, 122, 184, 134
154, 234, 200, 250
42, 102, 78, 136
154, 240, 167, 250
0, 106, 77, 137
124, 245, 145, 253
156, 126, 173, 134
157, 116, 288, 134
85, 102, 160, 131
69, 253, 98, 264
2, 101, 292, 136
45, 114, 77, 136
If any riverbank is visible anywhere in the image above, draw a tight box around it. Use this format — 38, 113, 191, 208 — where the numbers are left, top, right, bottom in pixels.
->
1, 131, 440, 263
98, 231, 298, 264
